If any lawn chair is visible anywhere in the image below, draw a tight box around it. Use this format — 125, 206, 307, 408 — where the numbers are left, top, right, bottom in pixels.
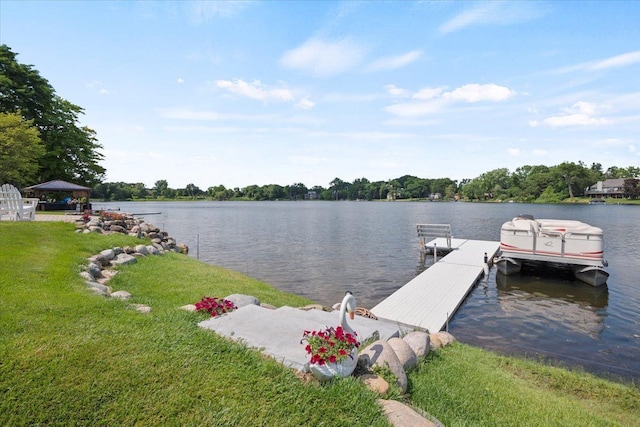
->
0, 183, 39, 221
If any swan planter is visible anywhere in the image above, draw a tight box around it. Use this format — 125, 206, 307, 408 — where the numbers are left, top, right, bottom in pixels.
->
302, 292, 361, 382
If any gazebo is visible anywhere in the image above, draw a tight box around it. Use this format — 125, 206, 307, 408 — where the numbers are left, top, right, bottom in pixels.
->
23, 180, 92, 211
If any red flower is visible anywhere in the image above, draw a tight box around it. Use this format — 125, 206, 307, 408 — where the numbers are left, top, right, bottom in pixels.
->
194, 296, 237, 317
301, 326, 360, 366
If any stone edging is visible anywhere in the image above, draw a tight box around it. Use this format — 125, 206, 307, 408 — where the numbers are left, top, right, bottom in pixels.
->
78, 213, 188, 313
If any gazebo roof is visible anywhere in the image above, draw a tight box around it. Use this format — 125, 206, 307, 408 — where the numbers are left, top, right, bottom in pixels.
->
24, 180, 91, 192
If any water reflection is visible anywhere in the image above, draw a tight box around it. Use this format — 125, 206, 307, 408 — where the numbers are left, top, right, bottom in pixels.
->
495, 269, 609, 338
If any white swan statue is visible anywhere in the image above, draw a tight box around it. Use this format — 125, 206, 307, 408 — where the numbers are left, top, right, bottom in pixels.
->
339, 291, 357, 334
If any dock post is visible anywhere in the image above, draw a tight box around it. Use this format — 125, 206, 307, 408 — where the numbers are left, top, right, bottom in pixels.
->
433, 243, 437, 263
483, 252, 489, 276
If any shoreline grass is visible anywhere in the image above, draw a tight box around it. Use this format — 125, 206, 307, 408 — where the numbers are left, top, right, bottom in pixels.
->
1, 222, 638, 426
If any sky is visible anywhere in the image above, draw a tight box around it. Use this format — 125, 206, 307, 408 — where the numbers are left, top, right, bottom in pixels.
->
1, 1, 639, 190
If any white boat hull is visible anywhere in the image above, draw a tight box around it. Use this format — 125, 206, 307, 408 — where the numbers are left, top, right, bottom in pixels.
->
573, 265, 609, 287
495, 256, 522, 276
498, 215, 608, 286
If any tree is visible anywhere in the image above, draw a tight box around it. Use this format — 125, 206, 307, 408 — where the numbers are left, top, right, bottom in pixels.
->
554, 162, 587, 198
185, 183, 201, 199
0, 112, 45, 187
624, 178, 640, 199
0, 45, 105, 186
153, 180, 169, 198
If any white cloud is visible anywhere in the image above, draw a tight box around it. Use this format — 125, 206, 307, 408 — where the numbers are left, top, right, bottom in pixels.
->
568, 101, 597, 115
386, 83, 514, 117
280, 38, 367, 77
543, 114, 611, 127
439, 1, 547, 34
385, 84, 411, 97
443, 84, 515, 102
589, 50, 640, 71
533, 150, 548, 156
413, 87, 444, 100
215, 79, 295, 103
540, 101, 612, 127
177, 78, 184, 84
367, 50, 422, 71
295, 98, 315, 110
507, 148, 520, 156
554, 50, 640, 75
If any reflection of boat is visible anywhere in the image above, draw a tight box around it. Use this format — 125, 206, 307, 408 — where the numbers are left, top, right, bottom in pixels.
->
495, 271, 608, 337
496, 215, 608, 286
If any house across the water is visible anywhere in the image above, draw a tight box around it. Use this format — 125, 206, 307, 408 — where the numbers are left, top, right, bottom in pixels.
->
585, 178, 626, 199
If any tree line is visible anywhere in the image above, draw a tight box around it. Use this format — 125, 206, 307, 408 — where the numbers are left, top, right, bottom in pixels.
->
93, 163, 640, 202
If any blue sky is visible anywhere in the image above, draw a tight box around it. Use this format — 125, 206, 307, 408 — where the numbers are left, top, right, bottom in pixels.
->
2, 1, 639, 189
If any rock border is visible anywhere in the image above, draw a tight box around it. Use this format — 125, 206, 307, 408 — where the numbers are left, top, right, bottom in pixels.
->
78, 213, 188, 313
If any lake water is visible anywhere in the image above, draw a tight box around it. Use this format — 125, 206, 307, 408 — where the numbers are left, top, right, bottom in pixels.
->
93, 200, 640, 382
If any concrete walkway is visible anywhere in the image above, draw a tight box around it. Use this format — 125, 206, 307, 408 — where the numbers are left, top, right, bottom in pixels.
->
34, 213, 84, 222
199, 304, 406, 373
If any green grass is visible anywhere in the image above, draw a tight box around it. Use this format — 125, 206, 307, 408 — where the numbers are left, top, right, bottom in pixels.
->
410, 345, 639, 426
1, 222, 639, 426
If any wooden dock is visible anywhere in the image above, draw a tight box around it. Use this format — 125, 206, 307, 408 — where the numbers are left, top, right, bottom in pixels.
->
371, 237, 500, 333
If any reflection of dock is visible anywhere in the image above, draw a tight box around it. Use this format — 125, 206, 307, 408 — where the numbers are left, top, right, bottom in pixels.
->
372, 238, 500, 332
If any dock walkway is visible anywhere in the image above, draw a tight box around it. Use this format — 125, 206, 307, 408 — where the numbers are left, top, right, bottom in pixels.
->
371, 238, 500, 333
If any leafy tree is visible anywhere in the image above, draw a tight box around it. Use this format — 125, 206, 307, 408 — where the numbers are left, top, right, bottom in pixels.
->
185, 183, 201, 199
536, 186, 564, 203
0, 45, 105, 185
0, 112, 45, 187
329, 177, 347, 200
624, 178, 640, 199
153, 180, 169, 198
553, 161, 591, 198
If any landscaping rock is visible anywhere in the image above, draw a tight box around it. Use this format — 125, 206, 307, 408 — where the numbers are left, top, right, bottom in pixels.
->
388, 337, 418, 371
78, 271, 94, 282
131, 304, 152, 313
226, 294, 260, 308
359, 339, 408, 393
299, 304, 325, 311
403, 331, 430, 358
87, 262, 103, 278
359, 374, 389, 397
91, 254, 110, 267
99, 249, 116, 260
109, 224, 127, 234
134, 245, 149, 255
146, 245, 160, 255
111, 253, 137, 266
379, 399, 443, 427
111, 290, 132, 300
429, 333, 443, 350
180, 304, 197, 312
86, 281, 111, 296
436, 331, 456, 346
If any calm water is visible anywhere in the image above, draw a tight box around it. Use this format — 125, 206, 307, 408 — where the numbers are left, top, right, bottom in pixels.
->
94, 201, 640, 382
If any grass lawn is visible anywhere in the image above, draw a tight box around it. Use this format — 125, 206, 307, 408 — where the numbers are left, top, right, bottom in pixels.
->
1, 221, 638, 426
